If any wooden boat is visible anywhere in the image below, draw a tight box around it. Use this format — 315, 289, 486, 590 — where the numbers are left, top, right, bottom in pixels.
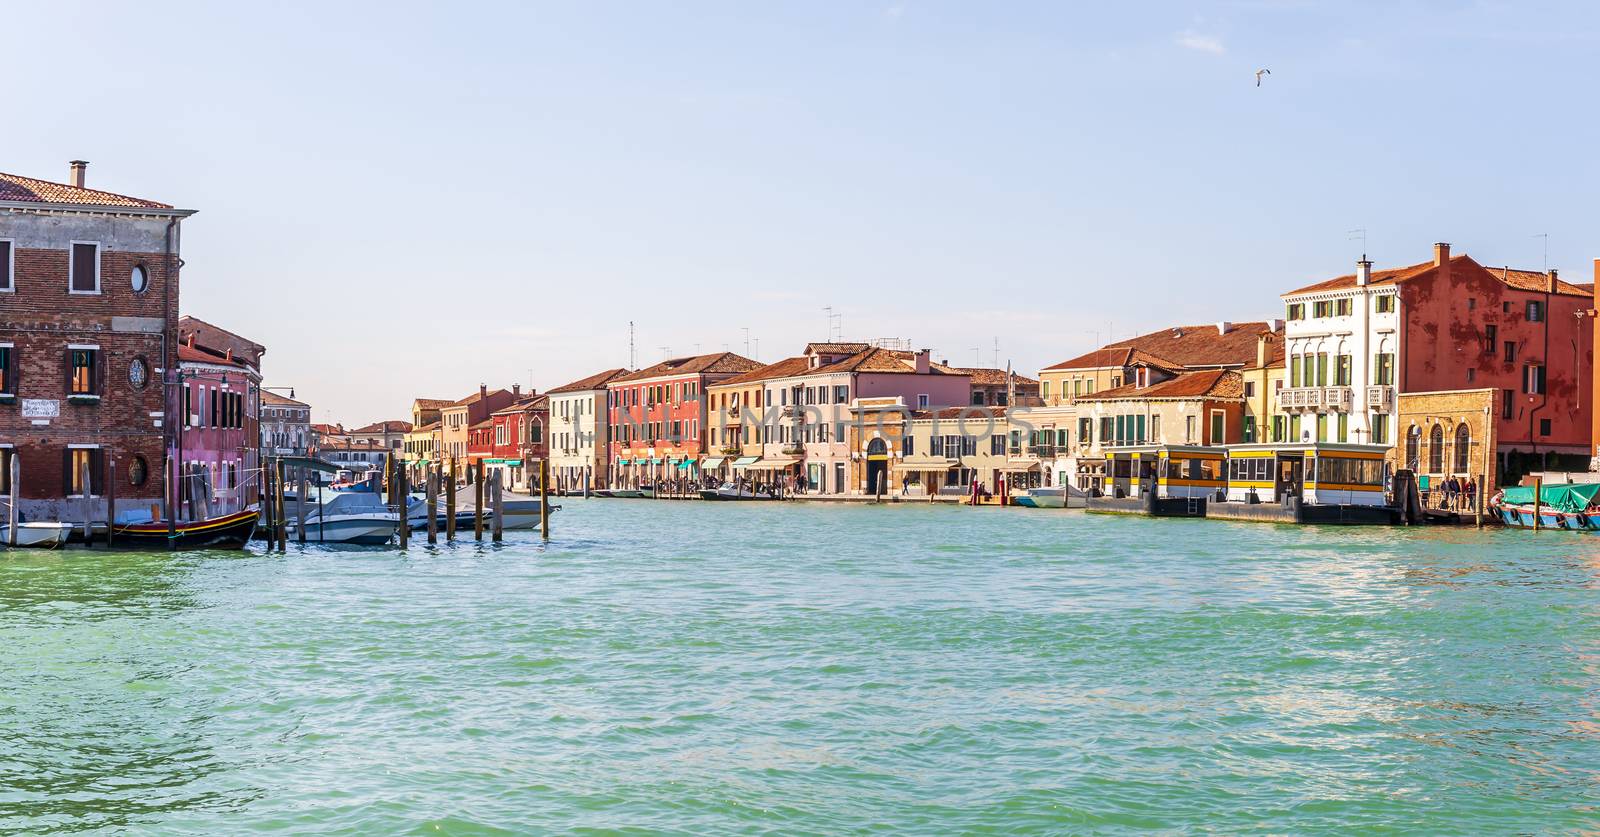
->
1489, 484, 1600, 530
0, 521, 74, 549
112, 509, 259, 549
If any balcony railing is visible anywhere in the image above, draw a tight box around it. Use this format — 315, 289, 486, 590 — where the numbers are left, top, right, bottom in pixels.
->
1323, 386, 1354, 412
1278, 386, 1354, 412
1366, 385, 1395, 408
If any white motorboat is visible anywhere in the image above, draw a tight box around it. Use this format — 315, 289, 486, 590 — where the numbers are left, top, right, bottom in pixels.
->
0, 521, 74, 549
1011, 486, 1084, 509
406, 497, 555, 531
289, 492, 399, 545
698, 482, 777, 501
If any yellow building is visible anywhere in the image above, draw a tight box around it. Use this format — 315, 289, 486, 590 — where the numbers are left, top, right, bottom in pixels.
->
703, 356, 810, 483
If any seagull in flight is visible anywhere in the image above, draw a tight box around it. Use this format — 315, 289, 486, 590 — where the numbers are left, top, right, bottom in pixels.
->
1255, 68, 1271, 87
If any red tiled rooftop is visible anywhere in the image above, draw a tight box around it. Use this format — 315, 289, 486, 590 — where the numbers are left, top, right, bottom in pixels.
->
0, 170, 174, 210
1076, 369, 1244, 401
713, 356, 814, 386
615, 352, 760, 382
548, 368, 631, 394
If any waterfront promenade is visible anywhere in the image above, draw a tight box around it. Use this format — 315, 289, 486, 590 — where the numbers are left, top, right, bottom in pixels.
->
3, 499, 1595, 833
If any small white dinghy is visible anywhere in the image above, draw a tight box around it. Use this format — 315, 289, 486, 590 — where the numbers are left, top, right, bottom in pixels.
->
1, 521, 74, 549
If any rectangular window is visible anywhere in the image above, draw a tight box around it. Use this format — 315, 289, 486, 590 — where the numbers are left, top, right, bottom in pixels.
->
65, 447, 103, 497
1079, 418, 1092, 445
1484, 324, 1497, 354
1313, 301, 1330, 318
1370, 413, 1388, 445
1243, 381, 1255, 398
1287, 303, 1305, 320
835, 385, 849, 403
1289, 355, 1301, 388
1316, 353, 1329, 386
68, 348, 98, 395
1504, 341, 1516, 363
70, 242, 100, 294
1335, 298, 1351, 316
1335, 355, 1352, 387
1271, 415, 1285, 443
917, 394, 929, 408
1242, 415, 1256, 443
1373, 353, 1394, 386
1467, 298, 1476, 311
0, 239, 12, 291
1209, 411, 1224, 444
1466, 368, 1475, 383
1524, 364, 1546, 395
1502, 389, 1514, 419
1540, 418, 1552, 436
1316, 413, 1328, 442
1336, 413, 1348, 443
1527, 300, 1544, 322
990, 434, 1005, 455
1375, 295, 1395, 313
1184, 415, 1196, 444
1150, 414, 1161, 443
0, 346, 12, 395
902, 434, 914, 455
1100, 417, 1113, 444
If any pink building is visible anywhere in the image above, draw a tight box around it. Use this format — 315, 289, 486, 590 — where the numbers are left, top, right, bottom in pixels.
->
173, 336, 261, 519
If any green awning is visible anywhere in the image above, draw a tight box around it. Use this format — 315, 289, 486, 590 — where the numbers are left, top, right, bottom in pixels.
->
731, 456, 761, 468
503, 459, 523, 467
484, 458, 505, 464
701, 457, 725, 469
676, 460, 696, 470
1500, 483, 1600, 513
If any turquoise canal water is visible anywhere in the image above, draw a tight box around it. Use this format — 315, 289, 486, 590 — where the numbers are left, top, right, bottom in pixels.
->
3, 501, 1599, 834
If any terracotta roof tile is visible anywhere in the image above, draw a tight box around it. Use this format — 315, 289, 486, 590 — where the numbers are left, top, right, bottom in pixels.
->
1077, 369, 1243, 401
910, 406, 1009, 420
1284, 254, 1592, 298
813, 347, 959, 375
804, 342, 873, 355
949, 367, 1040, 386
351, 420, 412, 434
452, 388, 512, 406
548, 368, 631, 394
1048, 323, 1274, 372
412, 398, 454, 409
616, 352, 760, 382
713, 356, 814, 386
261, 391, 309, 408
0, 170, 174, 209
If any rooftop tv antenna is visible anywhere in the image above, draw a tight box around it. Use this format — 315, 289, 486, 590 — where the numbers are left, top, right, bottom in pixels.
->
825, 307, 843, 341
659, 345, 671, 360
1534, 233, 1548, 272
628, 321, 636, 368
1348, 227, 1367, 260
742, 327, 750, 356
993, 337, 999, 369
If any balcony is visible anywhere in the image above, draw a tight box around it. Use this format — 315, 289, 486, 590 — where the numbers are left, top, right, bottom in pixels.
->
781, 444, 804, 456
1322, 386, 1354, 412
1278, 386, 1354, 412
1366, 385, 1395, 409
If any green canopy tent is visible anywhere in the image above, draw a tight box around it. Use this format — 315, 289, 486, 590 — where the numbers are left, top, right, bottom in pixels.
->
1499, 483, 1600, 513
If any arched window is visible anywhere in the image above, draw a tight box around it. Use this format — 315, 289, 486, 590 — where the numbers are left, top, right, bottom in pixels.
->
1453, 424, 1471, 473
1405, 426, 1421, 470
1428, 424, 1444, 474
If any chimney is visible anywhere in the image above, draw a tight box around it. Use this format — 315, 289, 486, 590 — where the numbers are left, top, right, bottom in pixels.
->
1356, 258, 1372, 286
513, 383, 522, 396
1547, 268, 1559, 294
1216, 321, 1233, 335
1256, 334, 1269, 369
1433, 242, 1450, 266
479, 383, 488, 399
68, 160, 88, 188
1268, 318, 1285, 332
914, 349, 931, 374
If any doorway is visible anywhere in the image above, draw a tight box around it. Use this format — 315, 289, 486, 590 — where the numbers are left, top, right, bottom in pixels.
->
1275, 454, 1304, 502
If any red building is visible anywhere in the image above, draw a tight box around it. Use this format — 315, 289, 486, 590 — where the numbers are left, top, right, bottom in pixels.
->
467, 419, 495, 471
607, 352, 759, 487
1, 162, 195, 525
1394, 245, 1592, 468
488, 393, 548, 491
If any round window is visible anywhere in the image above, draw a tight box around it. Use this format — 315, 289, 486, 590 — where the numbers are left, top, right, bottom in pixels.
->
128, 357, 149, 389
129, 456, 149, 487
131, 265, 149, 294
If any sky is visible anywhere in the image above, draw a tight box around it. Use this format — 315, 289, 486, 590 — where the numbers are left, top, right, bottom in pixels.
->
6, 1, 1599, 424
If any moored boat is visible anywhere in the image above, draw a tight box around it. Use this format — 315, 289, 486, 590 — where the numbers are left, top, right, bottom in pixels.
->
292, 492, 399, 544
1013, 487, 1067, 509
698, 483, 776, 501
1489, 483, 1600, 530
0, 521, 74, 549
112, 509, 259, 549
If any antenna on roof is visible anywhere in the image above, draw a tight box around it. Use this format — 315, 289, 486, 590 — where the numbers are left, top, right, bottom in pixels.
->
628, 321, 636, 369
1534, 232, 1548, 272
1347, 227, 1367, 261
659, 345, 671, 360
742, 327, 750, 357
993, 337, 999, 369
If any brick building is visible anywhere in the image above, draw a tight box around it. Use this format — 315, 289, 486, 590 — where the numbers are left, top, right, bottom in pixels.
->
1, 162, 195, 523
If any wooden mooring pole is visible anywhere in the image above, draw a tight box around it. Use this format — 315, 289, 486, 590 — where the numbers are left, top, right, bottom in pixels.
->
274, 458, 288, 551
491, 470, 504, 543
474, 462, 485, 541
1532, 474, 1543, 532
397, 460, 410, 549
426, 468, 439, 545
446, 459, 457, 541
296, 467, 308, 543
7, 453, 19, 548
540, 457, 551, 540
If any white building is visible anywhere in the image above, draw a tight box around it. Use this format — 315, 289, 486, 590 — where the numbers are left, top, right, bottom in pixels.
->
1279, 259, 1400, 448
260, 390, 312, 456
547, 367, 629, 492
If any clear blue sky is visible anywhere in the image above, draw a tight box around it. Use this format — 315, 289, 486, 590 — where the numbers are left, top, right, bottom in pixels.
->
7, 1, 1597, 424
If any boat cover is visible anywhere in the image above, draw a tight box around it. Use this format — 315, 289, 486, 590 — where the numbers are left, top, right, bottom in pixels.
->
1499, 483, 1600, 512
